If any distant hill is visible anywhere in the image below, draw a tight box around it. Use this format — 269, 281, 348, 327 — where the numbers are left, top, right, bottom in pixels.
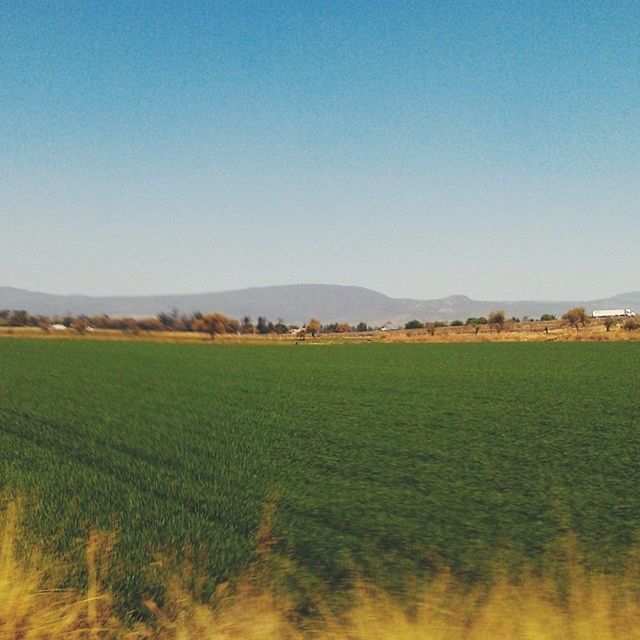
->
1, 284, 639, 326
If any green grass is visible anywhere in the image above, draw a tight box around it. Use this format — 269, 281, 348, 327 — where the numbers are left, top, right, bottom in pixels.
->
1, 339, 639, 615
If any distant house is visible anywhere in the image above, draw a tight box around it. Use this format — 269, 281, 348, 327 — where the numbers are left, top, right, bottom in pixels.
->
50, 324, 68, 331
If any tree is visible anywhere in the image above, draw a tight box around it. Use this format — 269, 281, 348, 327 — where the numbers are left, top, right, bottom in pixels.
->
274, 319, 288, 334
119, 317, 138, 332
173, 315, 188, 332
137, 317, 163, 332
603, 317, 615, 332
157, 312, 175, 330
450, 320, 464, 326
241, 316, 255, 334
10, 310, 30, 326
194, 312, 233, 338
306, 318, 321, 338
356, 321, 369, 332
540, 314, 556, 322
562, 307, 588, 331
405, 319, 424, 330
334, 323, 351, 333
256, 317, 270, 335
623, 318, 639, 331
488, 310, 505, 333
70, 317, 88, 334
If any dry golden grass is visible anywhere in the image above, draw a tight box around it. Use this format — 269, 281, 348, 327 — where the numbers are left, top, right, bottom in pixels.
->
2, 502, 640, 639
0, 501, 123, 639
2, 322, 640, 345
348, 320, 640, 343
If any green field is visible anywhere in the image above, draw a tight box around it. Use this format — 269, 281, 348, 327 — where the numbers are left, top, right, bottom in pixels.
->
1, 339, 639, 615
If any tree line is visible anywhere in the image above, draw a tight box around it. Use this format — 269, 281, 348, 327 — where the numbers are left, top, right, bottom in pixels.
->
404, 310, 554, 333
2, 306, 638, 336
0, 309, 327, 338
403, 307, 639, 333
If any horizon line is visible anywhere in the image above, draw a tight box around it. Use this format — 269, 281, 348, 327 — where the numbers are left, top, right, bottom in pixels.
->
1, 283, 636, 305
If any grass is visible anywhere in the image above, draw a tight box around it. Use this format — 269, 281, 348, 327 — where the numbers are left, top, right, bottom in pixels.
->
2, 320, 640, 344
0, 339, 639, 620
3, 502, 640, 639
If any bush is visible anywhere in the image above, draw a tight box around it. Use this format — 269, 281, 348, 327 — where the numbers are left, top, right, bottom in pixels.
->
450, 320, 464, 327
623, 319, 639, 331
405, 320, 424, 330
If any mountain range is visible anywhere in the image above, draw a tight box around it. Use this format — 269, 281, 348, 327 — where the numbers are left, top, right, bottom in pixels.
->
1, 285, 639, 326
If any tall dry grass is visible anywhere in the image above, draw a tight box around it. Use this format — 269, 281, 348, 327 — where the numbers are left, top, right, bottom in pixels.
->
4, 322, 640, 345
2, 501, 640, 639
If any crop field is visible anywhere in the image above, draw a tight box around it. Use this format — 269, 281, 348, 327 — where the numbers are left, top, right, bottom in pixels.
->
1, 339, 639, 618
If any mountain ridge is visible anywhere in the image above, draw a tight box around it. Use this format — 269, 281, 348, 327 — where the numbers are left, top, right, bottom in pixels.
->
1, 284, 639, 326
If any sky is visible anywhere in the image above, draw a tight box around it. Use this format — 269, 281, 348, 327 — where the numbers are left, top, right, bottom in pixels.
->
1, 1, 638, 301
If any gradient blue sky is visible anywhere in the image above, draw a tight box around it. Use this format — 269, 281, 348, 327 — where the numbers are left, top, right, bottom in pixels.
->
2, 1, 638, 300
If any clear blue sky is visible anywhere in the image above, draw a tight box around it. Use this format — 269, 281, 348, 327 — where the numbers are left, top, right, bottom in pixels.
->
1, 1, 638, 300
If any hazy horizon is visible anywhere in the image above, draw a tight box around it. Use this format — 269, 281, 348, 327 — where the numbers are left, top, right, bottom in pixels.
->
3, 281, 639, 304
2, 2, 638, 301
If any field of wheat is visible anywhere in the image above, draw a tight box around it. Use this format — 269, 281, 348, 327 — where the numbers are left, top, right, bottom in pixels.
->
1, 339, 639, 633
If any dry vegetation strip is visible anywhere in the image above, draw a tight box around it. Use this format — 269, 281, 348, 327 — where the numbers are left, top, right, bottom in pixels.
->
2, 502, 640, 640
1, 322, 640, 344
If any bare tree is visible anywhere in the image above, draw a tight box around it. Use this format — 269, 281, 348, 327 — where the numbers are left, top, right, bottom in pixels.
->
488, 310, 505, 333
306, 318, 321, 338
